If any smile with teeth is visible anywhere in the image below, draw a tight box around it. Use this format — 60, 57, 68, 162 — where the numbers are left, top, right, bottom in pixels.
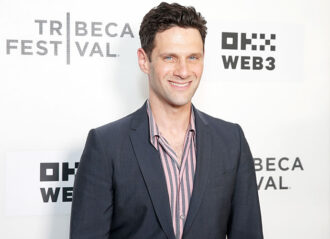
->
169, 81, 190, 87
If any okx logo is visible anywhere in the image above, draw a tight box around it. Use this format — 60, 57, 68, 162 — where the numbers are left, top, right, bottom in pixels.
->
221, 32, 276, 71
40, 162, 79, 203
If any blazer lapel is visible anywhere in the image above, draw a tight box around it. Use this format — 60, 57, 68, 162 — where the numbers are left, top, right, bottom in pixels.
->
129, 103, 175, 239
182, 107, 212, 236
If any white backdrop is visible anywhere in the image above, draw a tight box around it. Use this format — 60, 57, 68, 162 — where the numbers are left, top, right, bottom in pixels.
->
1, 0, 329, 238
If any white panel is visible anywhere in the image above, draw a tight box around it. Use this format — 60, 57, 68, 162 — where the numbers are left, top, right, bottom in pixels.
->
0, 0, 329, 238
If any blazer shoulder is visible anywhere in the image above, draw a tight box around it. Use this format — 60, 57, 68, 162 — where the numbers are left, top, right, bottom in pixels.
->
88, 105, 143, 148
195, 108, 243, 142
195, 108, 238, 129
95, 112, 134, 136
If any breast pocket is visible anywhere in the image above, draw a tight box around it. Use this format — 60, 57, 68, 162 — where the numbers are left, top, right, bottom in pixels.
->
208, 168, 236, 190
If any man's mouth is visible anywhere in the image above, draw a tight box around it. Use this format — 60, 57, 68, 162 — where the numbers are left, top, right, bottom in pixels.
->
169, 81, 191, 88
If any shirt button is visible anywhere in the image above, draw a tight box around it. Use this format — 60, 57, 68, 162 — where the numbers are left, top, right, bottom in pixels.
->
180, 215, 185, 220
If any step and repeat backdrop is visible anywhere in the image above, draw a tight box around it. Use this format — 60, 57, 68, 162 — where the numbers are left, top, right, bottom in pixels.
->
1, 0, 329, 238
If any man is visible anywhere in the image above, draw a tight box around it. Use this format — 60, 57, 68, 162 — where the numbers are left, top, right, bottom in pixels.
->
70, 2, 263, 239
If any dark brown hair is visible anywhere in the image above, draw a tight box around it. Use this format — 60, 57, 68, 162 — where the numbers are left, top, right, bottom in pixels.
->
139, 2, 207, 60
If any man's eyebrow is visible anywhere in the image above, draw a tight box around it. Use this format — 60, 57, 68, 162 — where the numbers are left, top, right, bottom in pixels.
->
159, 52, 177, 56
159, 52, 203, 57
189, 52, 203, 56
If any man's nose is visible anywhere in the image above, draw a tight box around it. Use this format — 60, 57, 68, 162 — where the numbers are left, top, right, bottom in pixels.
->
173, 60, 189, 79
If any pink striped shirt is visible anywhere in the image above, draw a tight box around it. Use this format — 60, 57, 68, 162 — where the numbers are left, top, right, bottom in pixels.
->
146, 101, 196, 239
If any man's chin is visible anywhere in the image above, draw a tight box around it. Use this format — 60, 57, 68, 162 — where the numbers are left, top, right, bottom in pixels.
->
167, 98, 192, 108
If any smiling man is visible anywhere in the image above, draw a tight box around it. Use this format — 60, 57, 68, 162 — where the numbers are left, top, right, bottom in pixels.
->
70, 2, 263, 239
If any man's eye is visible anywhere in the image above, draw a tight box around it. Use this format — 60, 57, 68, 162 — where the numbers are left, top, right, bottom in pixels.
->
164, 56, 173, 61
189, 56, 197, 60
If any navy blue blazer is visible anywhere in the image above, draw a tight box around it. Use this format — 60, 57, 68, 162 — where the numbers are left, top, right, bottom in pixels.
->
70, 102, 263, 239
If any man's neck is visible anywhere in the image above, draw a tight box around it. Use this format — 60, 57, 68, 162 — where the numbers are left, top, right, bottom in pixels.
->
148, 97, 191, 136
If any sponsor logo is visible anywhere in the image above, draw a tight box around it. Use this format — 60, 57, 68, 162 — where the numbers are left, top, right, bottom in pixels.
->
221, 32, 276, 71
5, 13, 135, 64
5, 151, 80, 215
254, 156, 304, 190
40, 162, 79, 203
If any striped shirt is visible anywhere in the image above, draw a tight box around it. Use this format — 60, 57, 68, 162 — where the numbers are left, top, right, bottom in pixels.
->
146, 101, 196, 239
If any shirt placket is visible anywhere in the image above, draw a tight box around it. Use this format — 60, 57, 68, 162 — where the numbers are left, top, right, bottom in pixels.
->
177, 132, 192, 239
161, 135, 192, 239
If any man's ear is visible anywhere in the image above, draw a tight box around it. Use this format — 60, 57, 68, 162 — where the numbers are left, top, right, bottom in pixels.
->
137, 48, 150, 74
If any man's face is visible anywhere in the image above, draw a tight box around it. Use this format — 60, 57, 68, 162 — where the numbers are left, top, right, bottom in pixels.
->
138, 26, 204, 108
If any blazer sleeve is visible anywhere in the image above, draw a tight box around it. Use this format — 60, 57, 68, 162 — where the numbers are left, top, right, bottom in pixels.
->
227, 125, 263, 239
70, 129, 113, 239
